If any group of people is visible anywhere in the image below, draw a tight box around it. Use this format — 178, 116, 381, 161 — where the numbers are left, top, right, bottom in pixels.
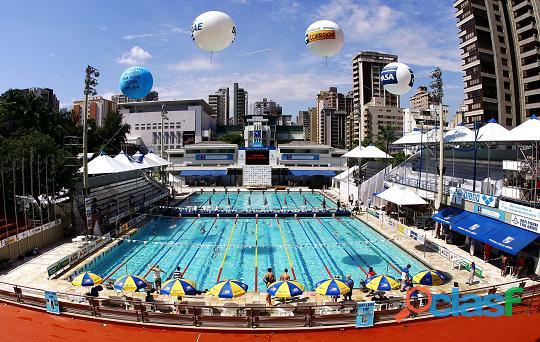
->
499, 253, 526, 278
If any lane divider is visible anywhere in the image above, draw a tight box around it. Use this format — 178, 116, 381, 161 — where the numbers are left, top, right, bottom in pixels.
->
275, 217, 297, 280
295, 218, 333, 278
216, 216, 239, 282
254, 215, 259, 291
181, 216, 220, 276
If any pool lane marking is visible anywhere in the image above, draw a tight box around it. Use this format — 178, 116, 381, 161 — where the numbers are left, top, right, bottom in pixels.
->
294, 218, 334, 278
182, 216, 219, 277
141, 216, 201, 279
275, 217, 297, 280
315, 217, 368, 276
254, 215, 259, 291
216, 216, 239, 282
336, 217, 402, 274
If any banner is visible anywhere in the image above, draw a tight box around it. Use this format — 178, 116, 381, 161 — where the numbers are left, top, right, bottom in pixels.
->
195, 153, 234, 161
509, 214, 539, 233
474, 204, 505, 221
306, 29, 336, 43
45, 291, 60, 315
282, 154, 320, 161
356, 301, 375, 328
499, 200, 540, 222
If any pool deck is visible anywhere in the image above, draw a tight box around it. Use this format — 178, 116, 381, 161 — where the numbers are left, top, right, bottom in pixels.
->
0, 186, 537, 304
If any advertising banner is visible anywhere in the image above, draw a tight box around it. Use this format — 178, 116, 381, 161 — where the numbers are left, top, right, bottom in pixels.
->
474, 204, 505, 221
509, 214, 539, 233
282, 154, 320, 161
45, 291, 60, 315
195, 154, 234, 161
356, 301, 375, 328
183, 131, 196, 145
499, 200, 540, 222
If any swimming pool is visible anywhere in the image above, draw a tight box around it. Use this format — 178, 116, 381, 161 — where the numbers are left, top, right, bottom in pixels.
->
85, 215, 426, 291
180, 191, 337, 211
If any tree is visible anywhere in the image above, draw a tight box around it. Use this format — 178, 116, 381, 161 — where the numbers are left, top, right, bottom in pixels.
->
376, 125, 397, 152
91, 110, 131, 154
391, 151, 408, 167
218, 133, 244, 147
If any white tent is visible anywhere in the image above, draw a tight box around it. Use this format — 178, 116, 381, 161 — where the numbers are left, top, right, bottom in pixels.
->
352, 145, 393, 159
114, 151, 143, 170
477, 120, 510, 142
392, 130, 422, 145
376, 185, 427, 206
444, 125, 475, 143
84, 153, 129, 175
145, 151, 171, 166
342, 146, 365, 158
501, 115, 540, 142
133, 151, 162, 168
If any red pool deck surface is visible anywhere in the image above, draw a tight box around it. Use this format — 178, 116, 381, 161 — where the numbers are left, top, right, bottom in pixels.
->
1, 302, 539, 342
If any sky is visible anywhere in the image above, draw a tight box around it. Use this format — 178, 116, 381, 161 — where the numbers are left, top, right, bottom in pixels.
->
0, 0, 464, 119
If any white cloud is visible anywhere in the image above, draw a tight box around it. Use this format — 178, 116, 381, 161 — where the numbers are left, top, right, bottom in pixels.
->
123, 33, 155, 40
116, 46, 152, 65
100, 27, 107, 31
168, 57, 216, 72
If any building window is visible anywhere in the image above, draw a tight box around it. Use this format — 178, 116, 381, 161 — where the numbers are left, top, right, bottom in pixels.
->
506, 118, 512, 126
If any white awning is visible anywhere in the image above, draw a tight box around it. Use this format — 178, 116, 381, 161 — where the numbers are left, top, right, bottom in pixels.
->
113, 151, 143, 170
132, 151, 162, 168
500, 115, 540, 142
342, 146, 364, 158
444, 125, 475, 143
376, 185, 428, 206
343, 145, 392, 159
477, 121, 510, 142
145, 151, 171, 166
83, 153, 130, 175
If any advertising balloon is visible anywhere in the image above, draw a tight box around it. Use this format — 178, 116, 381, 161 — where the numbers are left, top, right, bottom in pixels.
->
191, 11, 236, 53
305, 20, 344, 57
119, 66, 153, 100
381, 62, 414, 95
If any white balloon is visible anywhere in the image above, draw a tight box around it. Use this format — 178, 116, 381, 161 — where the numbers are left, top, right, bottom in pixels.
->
381, 62, 415, 95
305, 20, 344, 57
191, 11, 236, 53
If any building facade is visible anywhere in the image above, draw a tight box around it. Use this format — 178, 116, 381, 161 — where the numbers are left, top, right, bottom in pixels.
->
403, 105, 450, 134
208, 87, 230, 125
409, 86, 439, 109
72, 96, 117, 127
118, 99, 216, 153
352, 51, 399, 144
24, 87, 59, 112
454, 0, 540, 127
233, 83, 248, 126
315, 87, 350, 148
360, 97, 404, 144
111, 91, 159, 104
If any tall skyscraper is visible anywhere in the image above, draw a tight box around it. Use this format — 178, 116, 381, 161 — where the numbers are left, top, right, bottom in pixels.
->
454, 0, 540, 127
316, 87, 349, 148
233, 83, 248, 126
297, 110, 311, 141
351, 51, 399, 143
23, 87, 59, 111
208, 87, 230, 125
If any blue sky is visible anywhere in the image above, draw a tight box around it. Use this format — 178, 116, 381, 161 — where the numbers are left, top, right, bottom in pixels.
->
0, 0, 463, 119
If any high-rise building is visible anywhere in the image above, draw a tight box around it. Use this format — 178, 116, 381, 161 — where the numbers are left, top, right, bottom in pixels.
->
23, 87, 59, 112
403, 105, 449, 133
409, 86, 439, 109
252, 98, 282, 117
361, 97, 403, 145
111, 91, 159, 104
208, 87, 230, 125
454, 0, 540, 127
73, 96, 117, 127
309, 107, 318, 143
315, 87, 350, 148
297, 110, 311, 141
233, 83, 248, 126
352, 51, 399, 143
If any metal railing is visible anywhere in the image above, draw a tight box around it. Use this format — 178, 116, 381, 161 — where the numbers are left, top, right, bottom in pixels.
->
0, 279, 538, 330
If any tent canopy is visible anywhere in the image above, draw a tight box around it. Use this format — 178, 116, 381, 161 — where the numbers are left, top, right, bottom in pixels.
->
444, 126, 475, 143
392, 130, 422, 145
84, 153, 130, 175
342, 146, 364, 158
113, 151, 142, 170
477, 120, 510, 142
145, 151, 171, 166
343, 145, 392, 159
376, 185, 427, 206
501, 115, 540, 142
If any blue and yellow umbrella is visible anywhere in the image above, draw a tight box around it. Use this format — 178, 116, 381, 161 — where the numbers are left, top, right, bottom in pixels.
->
113, 275, 148, 293
266, 280, 305, 298
71, 272, 103, 287
365, 275, 400, 291
160, 278, 198, 296
315, 278, 351, 296
413, 270, 446, 286
209, 280, 248, 298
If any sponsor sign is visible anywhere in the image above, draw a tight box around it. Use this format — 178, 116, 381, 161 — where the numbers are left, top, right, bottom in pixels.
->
461, 190, 497, 207
499, 200, 540, 222
47, 256, 69, 277
282, 154, 320, 161
449, 187, 463, 205
45, 291, 60, 315
381, 66, 399, 86
474, 204, 505, 221
355, 301, 375, 328
183, 131, 195, 145
306, 29, 336, 43
510, 214, 539, 233
195, 153, 234, 161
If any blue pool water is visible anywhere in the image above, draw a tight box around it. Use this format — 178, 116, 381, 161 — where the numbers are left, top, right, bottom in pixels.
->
86, 214, 426, 291
180, 191, 337, 211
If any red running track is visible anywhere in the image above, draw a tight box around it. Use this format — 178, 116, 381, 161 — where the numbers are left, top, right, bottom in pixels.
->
1, 302, 539, 342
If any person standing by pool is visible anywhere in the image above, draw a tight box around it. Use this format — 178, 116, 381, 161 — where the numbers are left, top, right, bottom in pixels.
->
151, 265, 165, 290
344, 275, 354, 301
466, 261, 476, 285
400, 264, 411, 291
173, 267, 183, 280
280, 268, 290, 281
263, 268, 276, 287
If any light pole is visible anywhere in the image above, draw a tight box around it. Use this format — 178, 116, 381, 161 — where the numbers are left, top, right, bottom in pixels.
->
429, 68, 444, 210
161, 104, 169, 184
82, 65, 99, 197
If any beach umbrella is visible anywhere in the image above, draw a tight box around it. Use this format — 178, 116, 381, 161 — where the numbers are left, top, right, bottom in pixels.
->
113, 275, 148, 293
266, 280, 305, 298
209, 280, 248, 298
315, 278, 350, 296
71, 272, 103, 287
412, 270, 446, 286
365, 275, 399, 291
160, 278, 198, 296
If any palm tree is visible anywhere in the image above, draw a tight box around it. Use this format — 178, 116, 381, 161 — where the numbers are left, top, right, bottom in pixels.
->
377, 125, 397, 153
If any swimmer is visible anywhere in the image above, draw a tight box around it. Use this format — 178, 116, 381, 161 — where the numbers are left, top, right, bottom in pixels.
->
200, 226, 206, 234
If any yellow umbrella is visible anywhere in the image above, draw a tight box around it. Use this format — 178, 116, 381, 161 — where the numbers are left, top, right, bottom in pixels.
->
209, 280, 248, 298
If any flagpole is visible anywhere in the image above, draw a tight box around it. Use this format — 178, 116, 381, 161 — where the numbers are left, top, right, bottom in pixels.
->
12, 160, 21, 257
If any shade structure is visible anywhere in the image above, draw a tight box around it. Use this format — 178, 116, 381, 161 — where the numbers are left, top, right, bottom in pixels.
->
83, 152, 130, 175
209, 280, 248, 298
145, 151, 171, 166
71, 272, 103, 287
315, 278, 351, 296
477, 120, 510, 142
160, 278, 197, 296
342, 146, 365, 158
365, 275, 400, 291
266, 280, 305, 298
132, 151, 162, 168
412, 270, 446, 286
376, 185, 427, 206
432, 207, 470, 226
113, 151, 143, 170
501, 115, 540, 142
392, 129, 423, 145
344, 145, 392, 159
445, 125, 475, 143
113, 275, 148, 292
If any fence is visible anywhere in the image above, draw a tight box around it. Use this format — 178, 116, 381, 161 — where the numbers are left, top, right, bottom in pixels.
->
0, 279, 538, 330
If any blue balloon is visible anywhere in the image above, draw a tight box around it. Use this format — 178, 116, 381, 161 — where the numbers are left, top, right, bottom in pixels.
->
119, 66, 153, 100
